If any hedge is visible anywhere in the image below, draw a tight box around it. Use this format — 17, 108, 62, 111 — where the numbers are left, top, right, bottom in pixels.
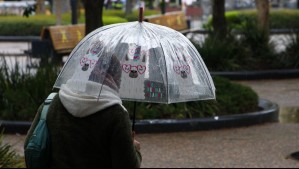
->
0, 9, 159, 36
205, 9, 299, 30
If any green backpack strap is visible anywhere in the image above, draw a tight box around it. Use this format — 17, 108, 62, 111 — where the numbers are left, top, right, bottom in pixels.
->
40, 93, 57, 120
25, 92, 57, 168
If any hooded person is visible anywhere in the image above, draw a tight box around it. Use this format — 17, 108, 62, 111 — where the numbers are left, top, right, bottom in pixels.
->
24, 52, 142, 168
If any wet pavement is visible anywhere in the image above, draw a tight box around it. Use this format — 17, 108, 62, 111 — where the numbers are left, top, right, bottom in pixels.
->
138, 123, 299, 168
2, 78, 299, 168
238, 79, 299, 108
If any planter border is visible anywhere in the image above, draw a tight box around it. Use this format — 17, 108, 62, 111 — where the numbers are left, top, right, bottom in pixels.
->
0, 99, 279, 134
211, 69, 299, 80
134, 99, 279, 133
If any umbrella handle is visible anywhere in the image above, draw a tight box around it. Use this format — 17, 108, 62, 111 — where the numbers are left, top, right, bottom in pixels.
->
132, 101, 137, 131
139, 7, 143, 23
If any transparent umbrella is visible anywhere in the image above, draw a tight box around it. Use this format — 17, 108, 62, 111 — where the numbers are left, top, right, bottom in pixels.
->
53, 8, 216, 130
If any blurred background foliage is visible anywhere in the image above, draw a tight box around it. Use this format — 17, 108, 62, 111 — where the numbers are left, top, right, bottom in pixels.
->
205, 9, 299, 30
0, 9, 159, 36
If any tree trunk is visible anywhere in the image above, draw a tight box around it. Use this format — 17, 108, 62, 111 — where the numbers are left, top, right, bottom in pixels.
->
82, 0, 104, 35
70, 0, 78, 24
54, 0, 62, 25
255, 0, 270, 32
125, 0, 133, 16
161, 0, 166, 14
297, 0, 299, 8
212, 0, 227, 39
36, 0, 46, 14
148, 0, 154, 9
278, 0, 284, 8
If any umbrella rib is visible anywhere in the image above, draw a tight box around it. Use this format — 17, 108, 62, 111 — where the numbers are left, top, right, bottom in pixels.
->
145, 23, 171, 103
53, 25, 117, 89
159, 42, 170, 104
186, 39, 216, 98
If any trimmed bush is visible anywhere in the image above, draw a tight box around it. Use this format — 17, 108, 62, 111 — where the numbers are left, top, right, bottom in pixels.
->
0, 14, 127, 36
205, 9, 299, 30
0, 16, 54, 36
0, 9, 159, 36
125, 76, 259, 120
104, 9, 159, 22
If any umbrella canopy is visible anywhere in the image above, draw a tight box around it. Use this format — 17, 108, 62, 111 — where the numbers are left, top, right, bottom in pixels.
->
54, 19, 215, 104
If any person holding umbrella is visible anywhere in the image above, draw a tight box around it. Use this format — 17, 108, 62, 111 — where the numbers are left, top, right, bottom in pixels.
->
25, 51, 142, 167
25, 5, 215, 168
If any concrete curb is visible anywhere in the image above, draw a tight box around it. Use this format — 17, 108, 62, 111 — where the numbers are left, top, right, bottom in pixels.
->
211, 69, 299, 80
0, 99, 279, 134
135, 99, 279, 133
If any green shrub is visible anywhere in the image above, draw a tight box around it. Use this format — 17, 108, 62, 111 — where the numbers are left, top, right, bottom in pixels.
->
0, 131, 24, 168
197, 20, 282, 71
0, 13, 127, 36
281, 30, 299, 68
0, 16, 54, 36
205, 9, 299, 30
237, 21, 280, 70
213, 76, 258, 115
0, 9, 158, 36
0, 57, 59, 121
104, 9, 160, 22
125, 76, 259, 120
270, 9, 299, 29
193, 34, 243, 71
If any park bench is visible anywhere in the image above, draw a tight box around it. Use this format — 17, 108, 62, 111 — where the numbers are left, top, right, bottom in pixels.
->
28, 13, 192, 63
40, 24, 85, 62
143, 11, 207, 36
144, 11, 190, 33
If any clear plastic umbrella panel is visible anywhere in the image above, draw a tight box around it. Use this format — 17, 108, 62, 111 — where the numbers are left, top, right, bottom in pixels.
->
54, 14, 215, 105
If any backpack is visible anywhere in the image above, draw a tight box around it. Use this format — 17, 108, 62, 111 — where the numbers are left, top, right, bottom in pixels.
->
24, 93, 57, 168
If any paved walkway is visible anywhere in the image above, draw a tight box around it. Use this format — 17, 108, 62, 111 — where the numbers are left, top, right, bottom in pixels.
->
238, 79, 299, 108
2, 78, 299, 168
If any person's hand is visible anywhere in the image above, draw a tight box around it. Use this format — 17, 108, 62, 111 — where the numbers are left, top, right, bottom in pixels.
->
132, 131, 141, 151
134, 139, 141, 151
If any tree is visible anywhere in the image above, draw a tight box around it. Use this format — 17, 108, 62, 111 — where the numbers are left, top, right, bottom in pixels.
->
126, 0, 133, 16
160, 0, 166, 14
255, 0, 270, 33
147, 0, 154, 9
36, 0, 46, 14
82, 0, 104, 35
70, 0, 78, 25
212, 0, 227, 39
54, 0, 62, 25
